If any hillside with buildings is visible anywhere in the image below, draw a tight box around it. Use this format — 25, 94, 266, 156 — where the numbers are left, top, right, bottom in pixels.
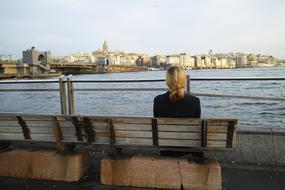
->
0, 41, 284, 79
51, 41, 281, 69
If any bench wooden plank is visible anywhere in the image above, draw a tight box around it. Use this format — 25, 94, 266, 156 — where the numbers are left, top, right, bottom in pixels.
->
158, 132, 226, 140
90, 117, 152, 124
207, 119, 238, 126
158, 125, 201, 132
24, 121, 53, 127
89, 123, 152, 131
0, 116, 17, 121
0, 121, 21, 127
157, 118, 201, 125
21, 115, 67, 121
21, 116, 53, 121
0, 133, 25, 141
159, 139, 201, 147
95, 130, 153, 138
0, 127, 22, 133
59, 130, 226, 142
30, 134, 77, 141
0, 114, 237, 150
159, 139, 227, 148
0, 126, 77, 135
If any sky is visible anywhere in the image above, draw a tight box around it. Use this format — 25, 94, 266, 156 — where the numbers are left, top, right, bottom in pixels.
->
0, 0, 285, 59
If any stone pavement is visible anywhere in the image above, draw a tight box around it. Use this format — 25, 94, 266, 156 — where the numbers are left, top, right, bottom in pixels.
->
0, 162, 285, 190
0, 145, 284, 190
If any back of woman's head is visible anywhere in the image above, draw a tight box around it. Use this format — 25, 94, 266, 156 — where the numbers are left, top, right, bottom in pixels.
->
166, 66, 187, 101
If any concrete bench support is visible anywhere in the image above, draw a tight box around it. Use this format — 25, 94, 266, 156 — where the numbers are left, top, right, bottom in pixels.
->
101, 155, 221, 190
0, 149, 91, 181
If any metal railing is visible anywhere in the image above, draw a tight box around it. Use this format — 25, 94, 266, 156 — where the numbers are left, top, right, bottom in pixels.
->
0, 75, 285, 115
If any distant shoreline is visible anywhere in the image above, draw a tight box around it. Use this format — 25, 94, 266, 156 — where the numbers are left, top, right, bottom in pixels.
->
0, 66, 284, 80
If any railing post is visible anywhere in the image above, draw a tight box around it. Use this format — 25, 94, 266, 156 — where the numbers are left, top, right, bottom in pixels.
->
67, 75, 75, 114
59, 76, 67, 115
186, 75, 190, 94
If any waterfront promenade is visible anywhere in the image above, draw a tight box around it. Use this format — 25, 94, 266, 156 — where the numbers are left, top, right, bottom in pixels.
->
0, 68, 284, 189
1, 165, 285, 190
1, 68, 284, 129
0, 144, 285, 190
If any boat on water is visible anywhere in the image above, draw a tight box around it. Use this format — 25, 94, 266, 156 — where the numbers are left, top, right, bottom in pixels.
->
148, 67, 162, 71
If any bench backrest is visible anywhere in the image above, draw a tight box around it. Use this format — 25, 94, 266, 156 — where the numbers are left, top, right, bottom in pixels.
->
0, 114, 237, 151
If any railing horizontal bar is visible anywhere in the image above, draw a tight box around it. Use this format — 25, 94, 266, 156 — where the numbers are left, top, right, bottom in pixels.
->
0, 88, 283, 101
0, 89, 58, 92
0, 80, 59, 84
0, 77, 285, 84
193, 93, 285, 101
72, 79, 165, 83
74, 88, 284, 101
74, 88, 167, 91
189, 77, 285, 81
71, 77, 285, 83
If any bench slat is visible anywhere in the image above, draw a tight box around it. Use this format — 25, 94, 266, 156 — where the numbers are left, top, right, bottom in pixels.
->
157, 118, 201, 125
0, 133, 25, 141
91, 123, 152, 131
208, 119, 238, 126
0, 121, 21, 127
158, 125, 201, 132
25, 121, 53, 127
21, 116, 67, 121
90, 117, 152, 124
159, 139, 201, 147
0, 116, 17, 121
0, 126, 22, 133
0, 114, 237, 150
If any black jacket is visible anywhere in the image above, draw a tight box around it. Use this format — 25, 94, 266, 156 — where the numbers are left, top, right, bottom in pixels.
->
153, 91, 201, 118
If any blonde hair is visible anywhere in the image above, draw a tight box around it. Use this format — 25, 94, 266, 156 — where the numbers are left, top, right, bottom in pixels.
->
166, 66, 187, 101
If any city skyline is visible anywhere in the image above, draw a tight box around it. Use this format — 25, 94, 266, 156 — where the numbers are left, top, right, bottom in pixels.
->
1, 0, 285, 59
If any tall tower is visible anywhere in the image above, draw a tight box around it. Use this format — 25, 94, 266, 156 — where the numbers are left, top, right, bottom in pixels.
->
103, 40, 108, 55
208, 49, 213, 57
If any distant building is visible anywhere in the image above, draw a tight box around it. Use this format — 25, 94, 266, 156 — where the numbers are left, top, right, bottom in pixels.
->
211, 57, 219, 68
194, 56, 202, 68
150, 55, 166, 67
166, 53, 195, 68
227, 58, 236, 68
0, 62, 29, 76
202, 56, 212, 68
103, 40, 109, 55
50, 42, 280, 69
23, 47, 51, 65
247, 54, 257, 67
22, 47, 51, 75
219, 58, 228, 68
179, 53, 195, 68
97, 56, 108, 65
236, 55, 247, 68
166, 54, 180, 65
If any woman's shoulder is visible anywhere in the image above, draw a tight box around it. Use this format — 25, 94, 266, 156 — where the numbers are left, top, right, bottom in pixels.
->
184, 93, 200, 102
154, 91, 170, 101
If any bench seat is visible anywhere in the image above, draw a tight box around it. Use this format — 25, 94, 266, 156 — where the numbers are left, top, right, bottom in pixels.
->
0, 114, 238, 152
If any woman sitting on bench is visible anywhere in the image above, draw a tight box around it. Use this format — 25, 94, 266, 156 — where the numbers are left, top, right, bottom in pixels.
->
153, 66, 201, 118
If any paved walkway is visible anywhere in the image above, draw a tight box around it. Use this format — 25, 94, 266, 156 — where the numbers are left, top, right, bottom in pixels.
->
1, 145, 285, 190
0, 164, 285, 190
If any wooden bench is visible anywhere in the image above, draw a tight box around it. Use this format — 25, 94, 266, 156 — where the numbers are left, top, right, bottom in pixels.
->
0, 113, 237, 156
0, 113, 238, 188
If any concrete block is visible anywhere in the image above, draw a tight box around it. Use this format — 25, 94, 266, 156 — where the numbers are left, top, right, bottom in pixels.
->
101, 155, 221, 190
101, 155, 181, 189
207, 133, 276, 165
233, 134, 275, 165
179, 159, 221, 190
0, 149, 91, 181
273, 135, 285, 166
